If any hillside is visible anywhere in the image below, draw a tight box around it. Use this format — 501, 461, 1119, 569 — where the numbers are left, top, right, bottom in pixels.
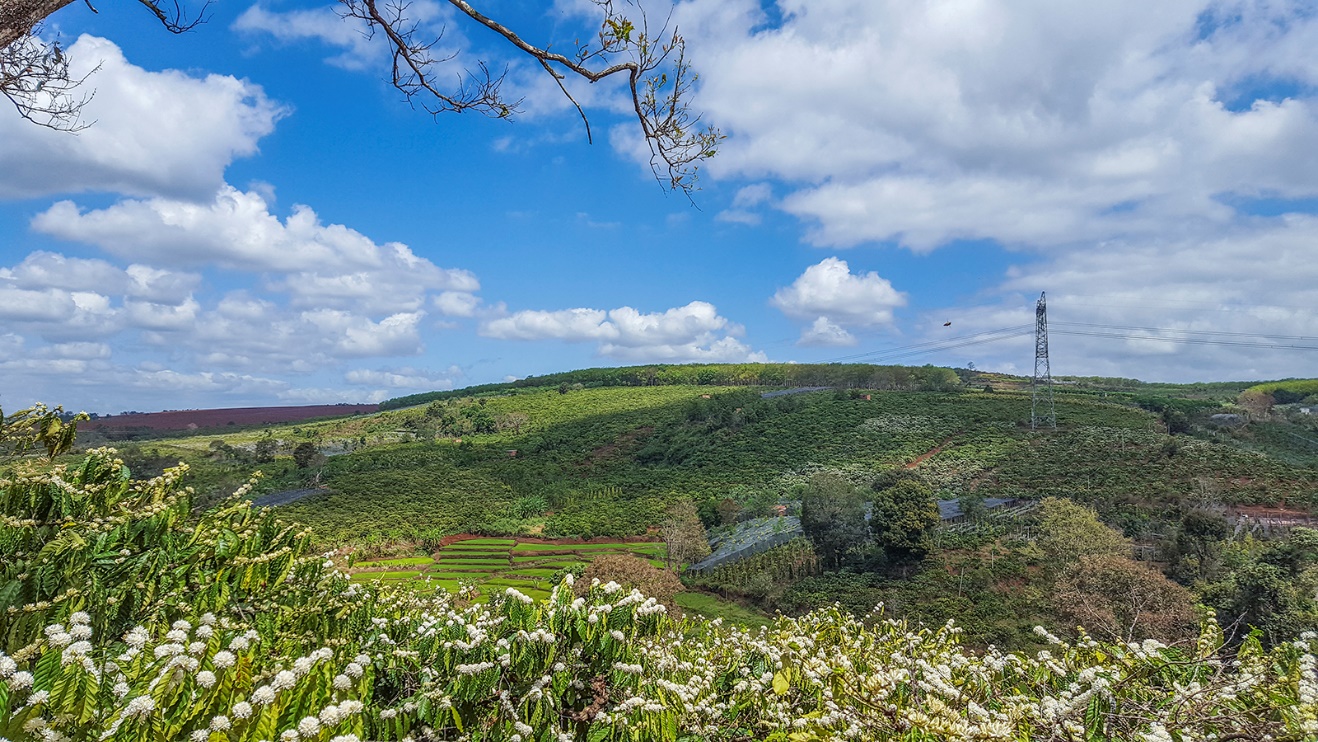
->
136, 372, 1313, 543
4, 397, 1317, 742
97, 365, 1318, 646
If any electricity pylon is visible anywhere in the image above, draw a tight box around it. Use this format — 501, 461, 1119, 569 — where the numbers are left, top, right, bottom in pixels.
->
1031, 291, 1056, 430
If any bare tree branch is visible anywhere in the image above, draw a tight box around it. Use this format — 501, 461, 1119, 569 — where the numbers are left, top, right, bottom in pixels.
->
1, 0, 205, 130
0, 0, 77, 49
434, 0, 723, 197
0, 29, 95, 130
2, 0, 721, 193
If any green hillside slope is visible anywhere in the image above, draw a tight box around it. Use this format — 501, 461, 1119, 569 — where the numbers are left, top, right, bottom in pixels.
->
141, 375, 1314, 546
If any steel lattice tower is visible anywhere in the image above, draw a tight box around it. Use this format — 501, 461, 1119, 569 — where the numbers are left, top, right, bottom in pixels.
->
1031, 291, 1056, 430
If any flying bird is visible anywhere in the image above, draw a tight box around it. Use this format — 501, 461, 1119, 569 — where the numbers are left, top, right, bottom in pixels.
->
943, 321, 952, 327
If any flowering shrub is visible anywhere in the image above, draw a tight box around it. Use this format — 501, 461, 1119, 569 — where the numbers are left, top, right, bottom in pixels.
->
3, 448, 1317, 741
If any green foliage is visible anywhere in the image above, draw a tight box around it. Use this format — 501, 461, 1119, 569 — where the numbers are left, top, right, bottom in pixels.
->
1200, 528, 1318, 647
0, 404, 85, 460
1246, 378, 1318, 400
1035, 497, 1131, 569
870, 479, 940, 563
5, 431, 1318, 739
799, 472, 867, 569
378, 362, 965, 409
687, 538, 819, 600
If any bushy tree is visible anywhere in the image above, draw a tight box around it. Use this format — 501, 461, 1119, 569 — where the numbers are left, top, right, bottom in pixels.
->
871, 479, 940, 564
800, 472, 867, 569
292, 441, 321, 469
1201, 528, 1318, 646
1036, 497, 1131, 569
253, 432, 278, 463
576, 553, 684, 615
1054, 554, 1198, 644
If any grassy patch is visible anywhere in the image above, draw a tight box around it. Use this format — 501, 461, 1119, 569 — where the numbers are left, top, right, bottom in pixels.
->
359, 556, 434, 567
503, 568, 561, 578
461, 538, 517, 545
350, 570, 423, 582
674, 591, 772, 629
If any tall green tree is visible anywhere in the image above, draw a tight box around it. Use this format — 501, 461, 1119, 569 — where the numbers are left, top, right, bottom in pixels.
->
800, 472, 867, 569
871, 479, 940, 564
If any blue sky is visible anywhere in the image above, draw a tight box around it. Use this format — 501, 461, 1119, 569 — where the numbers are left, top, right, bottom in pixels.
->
2, 0, 1317, 412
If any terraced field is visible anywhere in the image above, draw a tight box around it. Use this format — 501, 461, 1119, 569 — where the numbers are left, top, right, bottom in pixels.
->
349, 537, 668, 601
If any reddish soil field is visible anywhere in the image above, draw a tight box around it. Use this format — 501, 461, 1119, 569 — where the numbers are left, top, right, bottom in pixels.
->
82, 404, 379, 431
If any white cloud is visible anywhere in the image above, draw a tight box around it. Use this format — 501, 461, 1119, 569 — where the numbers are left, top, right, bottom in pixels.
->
32, 185, 479, 314
798, 317, 856, 347
481, 300, 766, 362
0, 36, 284, 201
0, 252, 199, 304
923, 217, 1318, 381
434, 291, 481, 317
772, 257, 906, 344
717, 182, 774, 225
676, 0, 1318, 250
344, 366, 462, 389
233, 4, 383, 70
39, 342, 111, 360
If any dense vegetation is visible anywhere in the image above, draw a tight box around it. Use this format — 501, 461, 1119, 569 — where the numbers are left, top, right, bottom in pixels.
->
377, 362, 963, 409
3, 409, 1318, 741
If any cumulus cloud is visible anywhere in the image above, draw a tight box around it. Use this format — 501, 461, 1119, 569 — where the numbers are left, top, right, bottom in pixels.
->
0, 36, 284, 201
799, 317, 856, 347
771, 257, 906, 344
481, 301, 767, 362
674, 0, 1318, 250
434, 291, 481, 317
31, 185, 479, 314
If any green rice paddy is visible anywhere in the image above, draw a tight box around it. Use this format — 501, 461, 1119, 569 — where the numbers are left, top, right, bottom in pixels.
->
349, 537, 667, 599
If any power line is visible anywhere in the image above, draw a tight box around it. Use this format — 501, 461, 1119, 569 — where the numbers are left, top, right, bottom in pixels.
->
1053, 321, 1317, 342
824, 326, 1031, 364
1052, 328, 1318, 352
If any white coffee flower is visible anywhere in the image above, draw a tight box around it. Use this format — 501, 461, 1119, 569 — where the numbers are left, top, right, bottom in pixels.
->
271, 670, 297, 691
319, 705, 343, 726
333, 674, 351, 690
124, 696, 155, 718
8, 671, 33, 691
251, 686, 276, 705
297, 716, 321, 737
124, 626, 149, 648
212, 651, 235, 669
232, 701, 253, 719
196, 671, 217, 688
209, 715, 231, 731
